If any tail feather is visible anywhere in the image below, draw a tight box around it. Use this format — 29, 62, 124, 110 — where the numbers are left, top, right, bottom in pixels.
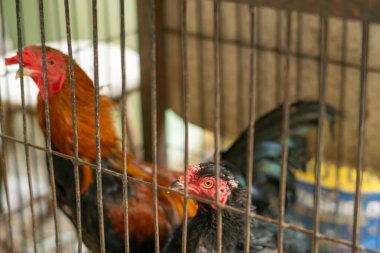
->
221, 100, 336, 174
221, 100, 337, 216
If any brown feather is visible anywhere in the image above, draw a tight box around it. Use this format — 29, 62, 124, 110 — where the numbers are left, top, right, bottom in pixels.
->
35, 47, 197, 248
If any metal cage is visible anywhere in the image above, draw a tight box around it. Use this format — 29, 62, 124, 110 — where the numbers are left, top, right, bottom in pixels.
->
0, 0, 380, 252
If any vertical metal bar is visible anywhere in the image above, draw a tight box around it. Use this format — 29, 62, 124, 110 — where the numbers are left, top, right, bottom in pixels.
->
275, 10, 282, 105
277, 11, 292, 253
0, 1, 14, 251
333, 18, 347, 236
103, 0, 111, 86
8, 123, 27, 250
149, 0, 160, 251
26, 85, 46, 253
295, 13, 303, 100
20, 11, 47, 253
37, 0, 62, 252
255, 9, 262, 115
119, 0, 130, 252
15, 1, 38, 252
91, 0, 106, 252
352, 20, 369, 253
180, 0, 190, 252
52, 0, 62, 40
311, 15, 328, 253
244, 2, 255, 252
63, 0, 83, 252
213, 1, 222, 252
0, 108, 13, 253
196, 0, 208, 160
71, 0, 80, 60
235, 4, 245, 128
137, 0, 167, 166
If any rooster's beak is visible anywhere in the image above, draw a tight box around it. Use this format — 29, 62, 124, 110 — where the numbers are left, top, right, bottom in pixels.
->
171, 180, 184, 191
15, 68, 36, 79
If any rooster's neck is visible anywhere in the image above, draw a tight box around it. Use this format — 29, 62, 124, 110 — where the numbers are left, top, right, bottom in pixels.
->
36, 66, 119, 161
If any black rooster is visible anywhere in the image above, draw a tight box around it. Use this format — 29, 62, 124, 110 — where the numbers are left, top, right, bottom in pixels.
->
164, 162, 278, 253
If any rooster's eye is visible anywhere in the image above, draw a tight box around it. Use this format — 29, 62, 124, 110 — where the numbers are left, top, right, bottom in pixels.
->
202, 180, 213, 188
48, 59, 55, 66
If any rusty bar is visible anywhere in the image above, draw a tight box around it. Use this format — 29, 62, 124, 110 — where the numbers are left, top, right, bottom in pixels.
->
212, 1, 222, 252
222, 0, 380, 22
37, 0, 62, 251
15, 1, 38, 252
295, 13, 303, 99
255, 9, 262, 115
235, 4, 245, 128
63, 0, 83, 251
278, 10, 291, 253
0, 1, 14, 251
148, 0, 160, 251
333, 18, 347, 236
137, 0, 167, 166
352, 20, 369, 253
244, 2, 256, 252
119, 0, 130, 252
275, 10, 282, 104
196, 0, 208, 159
311, 15, 328, 253
91, 0, 106, 252
180, 0, 190, 252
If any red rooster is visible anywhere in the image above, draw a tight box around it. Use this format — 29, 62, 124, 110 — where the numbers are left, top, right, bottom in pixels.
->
5, 45, 197, 252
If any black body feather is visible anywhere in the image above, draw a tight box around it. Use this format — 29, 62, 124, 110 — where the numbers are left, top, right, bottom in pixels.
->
163, 163, 277, 253
221, 101, 336, 215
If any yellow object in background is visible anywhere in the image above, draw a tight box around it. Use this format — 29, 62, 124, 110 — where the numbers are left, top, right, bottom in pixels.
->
294, 159, 380, 193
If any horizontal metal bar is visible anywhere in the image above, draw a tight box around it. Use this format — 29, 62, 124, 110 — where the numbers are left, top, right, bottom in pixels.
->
164, 28, 380, 76
222, 0, 380, 22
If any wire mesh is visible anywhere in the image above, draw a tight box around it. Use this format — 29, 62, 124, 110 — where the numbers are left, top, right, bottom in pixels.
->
1, 0, 380, 253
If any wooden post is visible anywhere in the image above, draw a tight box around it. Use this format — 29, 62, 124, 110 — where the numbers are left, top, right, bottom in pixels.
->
137, 0, 167, 166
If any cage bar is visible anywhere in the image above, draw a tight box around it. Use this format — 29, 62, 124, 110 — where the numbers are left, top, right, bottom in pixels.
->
148, 0, 161, 252
15, 1, 38, 252
254, 9, 262, 115
295, 13, 303, 99
38, 0, 64, 251
91, 0, 107, 252
275, 10, 283, 105
137, 0, 167, 166
62, 0, 83, 251
119, 0, 130, 252
311, 15, 328, 253
180, 0, 190, 252
332, 18, 348, 239
0, 1, 14, 251
212, 0, 223, 253
224, 0, 380, 22
277, 10, 292, 253
352, 20, 369, 253
244, 1, 256, 252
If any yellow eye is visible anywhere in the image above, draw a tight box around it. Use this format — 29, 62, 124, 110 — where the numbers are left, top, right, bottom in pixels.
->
202, 180, 213, 188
